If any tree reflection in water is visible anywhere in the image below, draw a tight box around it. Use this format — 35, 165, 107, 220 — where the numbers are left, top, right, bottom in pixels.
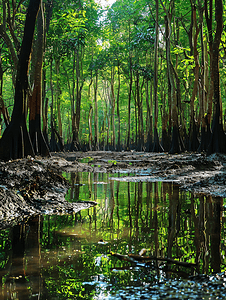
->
0, 172, 224, 299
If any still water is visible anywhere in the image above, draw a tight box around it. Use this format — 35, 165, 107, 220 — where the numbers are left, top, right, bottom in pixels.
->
0, 172, 226, 299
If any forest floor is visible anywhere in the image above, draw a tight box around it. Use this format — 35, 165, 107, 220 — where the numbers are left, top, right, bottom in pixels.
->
1, 150, 226, 229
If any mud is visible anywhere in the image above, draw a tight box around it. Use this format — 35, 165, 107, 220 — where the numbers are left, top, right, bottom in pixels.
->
54, 151, 226, 197
1, 151, 225, 229
0, 156, 96, 229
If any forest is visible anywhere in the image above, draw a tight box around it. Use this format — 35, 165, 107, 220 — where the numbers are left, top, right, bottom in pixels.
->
1, 1, 226, 298
0, 0, 225, 160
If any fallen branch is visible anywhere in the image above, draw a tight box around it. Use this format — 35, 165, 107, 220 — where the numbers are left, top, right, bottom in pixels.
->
111, 252, 197, 268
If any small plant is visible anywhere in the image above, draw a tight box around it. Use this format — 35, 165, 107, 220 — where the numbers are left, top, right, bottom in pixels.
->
108, 160, 117, 165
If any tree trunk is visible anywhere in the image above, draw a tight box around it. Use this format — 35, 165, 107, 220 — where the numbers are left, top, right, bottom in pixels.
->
88, 105, 93, 151
146, 80, 153, 151
110, 66, 116, 150
126, 23, 132, 150
70, 49, 77, 150
161, 92, 170, 151
0, 0, 41, 160
29, 4, 49, 156
198, 3, 208, 152
71, 44, 84, 150
49, 56, 59, 152
206, 0, 226, 154
136, 72, 144, 151
55, 58, 63, 149
116, 59, 121, 151
152, 0, 164, 153
161, 3, 182, 154
41, 0, 53, 147
189, 4, 200, 152
94, 72, 99, 150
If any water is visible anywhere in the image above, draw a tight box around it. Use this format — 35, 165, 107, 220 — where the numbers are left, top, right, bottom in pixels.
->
0, 172, 226, 299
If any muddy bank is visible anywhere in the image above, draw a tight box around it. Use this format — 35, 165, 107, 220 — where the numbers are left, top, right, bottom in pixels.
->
54, 151, 226, 197
0, 156, 96, 229
1, 151, 225, 229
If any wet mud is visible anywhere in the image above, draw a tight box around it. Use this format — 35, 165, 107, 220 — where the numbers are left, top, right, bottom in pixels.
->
1, 151, 226, 229
56, 151, 226, 197
0, 156, 96, 229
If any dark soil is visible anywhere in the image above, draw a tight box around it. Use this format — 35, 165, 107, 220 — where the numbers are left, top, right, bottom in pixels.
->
1, 151, 226, 229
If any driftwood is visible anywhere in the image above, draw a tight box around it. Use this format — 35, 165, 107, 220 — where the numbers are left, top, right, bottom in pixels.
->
111, 252, 197, 268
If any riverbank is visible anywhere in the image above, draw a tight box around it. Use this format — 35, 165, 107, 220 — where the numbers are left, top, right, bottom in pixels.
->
56, 151, 226, 197
0, 151, 225, 229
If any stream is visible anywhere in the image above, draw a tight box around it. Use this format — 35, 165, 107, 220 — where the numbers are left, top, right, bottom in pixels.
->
0, 171, 226, 299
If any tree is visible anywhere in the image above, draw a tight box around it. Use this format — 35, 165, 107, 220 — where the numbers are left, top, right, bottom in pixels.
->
188, 3, 200, 152
205, 0, 226, 154
0, 0, 41, 160
161, 0, 182, 154
1, 0, 226, 155
29, 3, 49, 156
152, 0, 164, 152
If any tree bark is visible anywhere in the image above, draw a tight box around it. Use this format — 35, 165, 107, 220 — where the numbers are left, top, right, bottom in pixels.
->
152, 0, 164, 153
110, 66, 116, 150
71, 44, 84, 150
94, 72, 99, 150
29, 4, 49, 156
160, 2, 182, 154
206, 0, 226, 154
116, 59, 121, 151
126, 22, 132, 150
0, 0, 41, 160
189, 4, 200, 152
88, 105, 93, 151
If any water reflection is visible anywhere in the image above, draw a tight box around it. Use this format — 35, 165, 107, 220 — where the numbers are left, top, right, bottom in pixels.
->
0, 172, 225, 299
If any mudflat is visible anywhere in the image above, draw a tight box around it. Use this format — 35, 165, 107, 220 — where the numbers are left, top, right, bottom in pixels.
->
0, 151, 225, 228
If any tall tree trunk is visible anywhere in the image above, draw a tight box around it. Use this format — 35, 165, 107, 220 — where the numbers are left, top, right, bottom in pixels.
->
42, 0, 53, 147
198, 3, 208, 152
55, 59, 63, 144
161, 1, 182, 154
94, 72, 99, 150
88, 105, 93, 151
29, 4, 49, 156
70, 48, 76, 150
146, 80, 153, 151
161, 92, 170, 151
189, 4, 200, 151
136, 72, 144, 150
0, 0, 41, 160
152, 0, 164, 152
116, 59, 121, 151
49, 56, 59, 151
110, 66, 116, 150
126, 22, 132, 150
206, 0, 226, 154
75, 46, 81, 144
71, 44, 84, 150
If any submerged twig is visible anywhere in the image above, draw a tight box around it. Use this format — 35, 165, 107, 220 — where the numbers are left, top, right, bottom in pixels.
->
111, 252, 197, 268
